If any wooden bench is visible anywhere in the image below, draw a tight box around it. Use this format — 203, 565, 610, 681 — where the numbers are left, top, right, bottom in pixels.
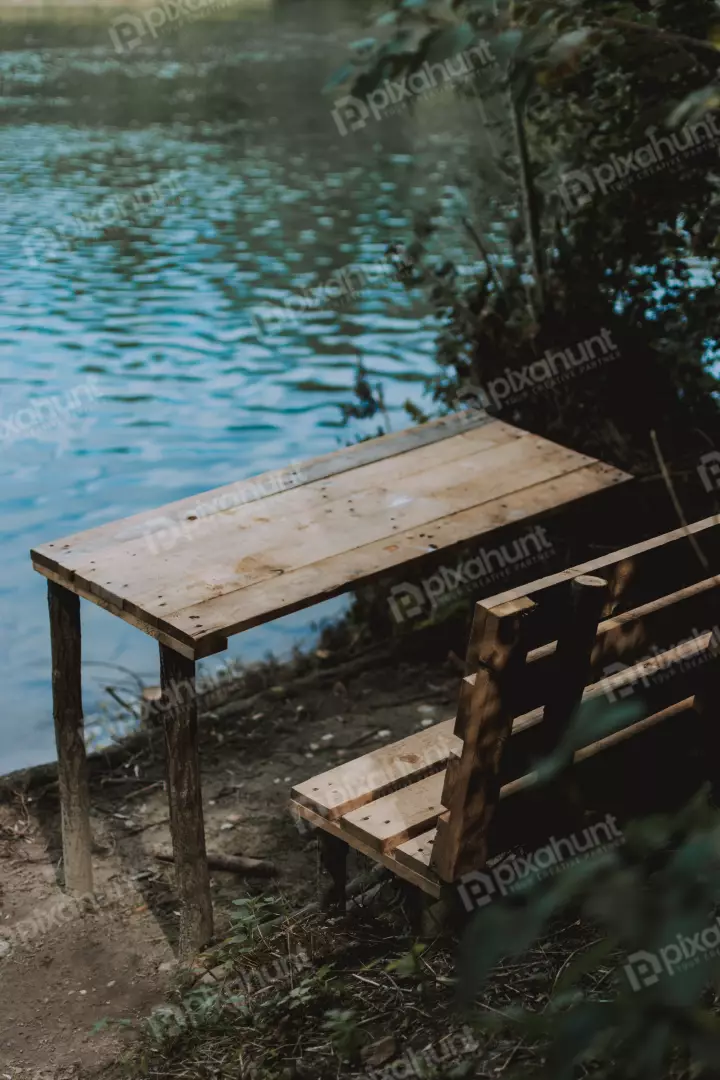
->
29, 410, 630, 955
291, 515, 720, 901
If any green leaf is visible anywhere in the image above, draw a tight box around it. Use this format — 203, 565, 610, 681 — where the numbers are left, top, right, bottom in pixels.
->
423, 23, 477, 64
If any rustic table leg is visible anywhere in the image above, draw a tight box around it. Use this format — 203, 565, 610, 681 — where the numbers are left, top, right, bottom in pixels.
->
317, 831, 348, 911
159, 644, 213, 957
48, 580, 93, 895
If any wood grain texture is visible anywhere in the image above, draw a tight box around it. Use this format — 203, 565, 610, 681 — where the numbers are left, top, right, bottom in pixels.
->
289, 799, 441, 897
30, 416, 631, 654
431, 596, 536, 882
48, 581, 93, 895
341, 772, 446, 853
540, 575, 609, 757
291, 718, 459, 820
159, 645, 213, 957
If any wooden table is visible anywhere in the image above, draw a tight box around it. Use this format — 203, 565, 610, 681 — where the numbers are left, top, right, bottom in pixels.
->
30, 411, 631, 954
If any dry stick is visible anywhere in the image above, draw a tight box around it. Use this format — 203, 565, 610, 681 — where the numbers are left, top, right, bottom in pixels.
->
603, 16, 720, 60
650, 429, 710, 572
154, 849, 277, 878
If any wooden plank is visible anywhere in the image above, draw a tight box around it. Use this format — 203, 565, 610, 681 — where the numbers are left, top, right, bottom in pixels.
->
498, 698, 697, 802
539, 574, 609, 757
291, 718, 459, 820
290, 799, 441, 897
431, 597, 536, 882
48, 581, 93, 895
159, 645, 213, 956
163, 460, 628, 648
476, 572, 719, 719
69, 429, 581, 624
395, 829, 437, 871
481, 516, 720, 614
33, 455, 626, 648
511, 629, 716, 741
33, 561, 227, 661
31, 413, 503, 581
340, 772, 446, 854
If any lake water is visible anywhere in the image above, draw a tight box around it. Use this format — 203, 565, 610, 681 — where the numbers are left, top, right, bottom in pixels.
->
0, 1, 481, 772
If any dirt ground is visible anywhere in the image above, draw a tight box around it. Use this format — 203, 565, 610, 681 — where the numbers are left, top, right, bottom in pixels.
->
0, 647, 458, 1078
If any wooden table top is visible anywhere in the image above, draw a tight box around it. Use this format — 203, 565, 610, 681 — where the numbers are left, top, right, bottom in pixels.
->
31, 412, 632, 660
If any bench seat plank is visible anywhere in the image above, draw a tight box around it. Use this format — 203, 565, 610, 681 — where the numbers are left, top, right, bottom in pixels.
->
290, 799, 441, 897
341, 772, 446, 853
291, 719, 459, 820
395, 829, 437, 871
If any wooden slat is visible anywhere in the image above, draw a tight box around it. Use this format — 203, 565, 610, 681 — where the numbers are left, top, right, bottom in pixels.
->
481, 516, 720, 614
31, 416, 509, 583
395, 829, 437, 871
511, 629, 716, 740
340, 772, 446, 854
538, 574, 609, 757
32, 561, 227, 661
165, 460, 628, 649
498, 697, 697, 802
432, 596, 536, 882
492, 574, 720, 717
289, 799, 441, 897
68, 430, 585, 625
291, 719, 459, 820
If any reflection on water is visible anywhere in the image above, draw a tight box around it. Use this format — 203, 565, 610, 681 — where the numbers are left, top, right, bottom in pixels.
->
0, 1, 477, 772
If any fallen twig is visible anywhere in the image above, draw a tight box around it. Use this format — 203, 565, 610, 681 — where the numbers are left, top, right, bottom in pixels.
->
154, 848, 278, 878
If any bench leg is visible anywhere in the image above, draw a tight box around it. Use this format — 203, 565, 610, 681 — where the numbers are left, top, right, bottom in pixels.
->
159, 644, 213, 957
317, 831, 348, 911
48, 581, 93, 895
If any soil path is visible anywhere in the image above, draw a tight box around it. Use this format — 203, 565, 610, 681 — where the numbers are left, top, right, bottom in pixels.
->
0, 653, 456, 1077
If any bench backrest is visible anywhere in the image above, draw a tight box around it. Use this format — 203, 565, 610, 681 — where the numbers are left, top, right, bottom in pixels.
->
430, 515, 720, 882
